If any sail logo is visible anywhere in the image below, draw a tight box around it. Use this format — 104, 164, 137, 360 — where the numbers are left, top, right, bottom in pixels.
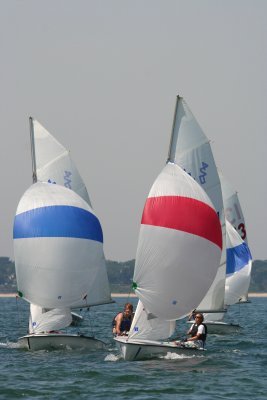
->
64, 170, 72, 189
225, 203, 247, 240
183, 161, 209, 185
199, 162, 209, 184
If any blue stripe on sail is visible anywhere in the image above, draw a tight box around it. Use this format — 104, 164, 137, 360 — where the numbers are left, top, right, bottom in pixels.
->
226, 242, 252, 275
13, 205, 103, 243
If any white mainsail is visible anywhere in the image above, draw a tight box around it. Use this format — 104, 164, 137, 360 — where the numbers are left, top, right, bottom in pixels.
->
219, 171, 248, 244
30, 118, 91, 206
168, 96, 226, 320
129, 162, 222, 341
13, 182, 112, 333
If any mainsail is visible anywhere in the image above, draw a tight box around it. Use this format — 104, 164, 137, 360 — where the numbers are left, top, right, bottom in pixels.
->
168, 96, 226, 320
30, 117, 91, 205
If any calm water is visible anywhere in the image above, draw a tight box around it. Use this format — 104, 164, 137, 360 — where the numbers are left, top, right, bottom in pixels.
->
0, 296, 266, 400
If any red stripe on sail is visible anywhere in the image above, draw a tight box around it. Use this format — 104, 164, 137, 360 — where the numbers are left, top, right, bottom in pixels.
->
141, 196, 222, 250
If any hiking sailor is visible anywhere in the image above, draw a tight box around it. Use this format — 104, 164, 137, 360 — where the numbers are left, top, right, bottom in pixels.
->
185, 313, 207, 348
112, 303, 134, 336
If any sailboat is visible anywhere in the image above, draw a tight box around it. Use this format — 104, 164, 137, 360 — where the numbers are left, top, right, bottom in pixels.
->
219, 173, 253, 306
14, 120, 112, 351
28, 117, 93, 325
224, 220, 253, 306
114, 96, 222, 361
166, 95, 236, 334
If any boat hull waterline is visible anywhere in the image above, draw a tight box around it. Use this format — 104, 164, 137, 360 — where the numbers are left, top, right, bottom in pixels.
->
114, 337, 205, 361
18, 334, 106, 351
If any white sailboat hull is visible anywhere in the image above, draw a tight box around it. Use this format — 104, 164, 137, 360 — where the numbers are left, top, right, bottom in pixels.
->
18, 334, 105, 351
187, 320, 241, 335
114, 336, 204, 361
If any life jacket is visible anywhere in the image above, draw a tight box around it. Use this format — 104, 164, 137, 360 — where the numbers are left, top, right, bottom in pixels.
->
112, 312, 133, 333
190, 323, 207, 344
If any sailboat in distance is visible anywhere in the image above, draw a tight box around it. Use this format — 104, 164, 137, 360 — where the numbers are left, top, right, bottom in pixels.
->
13, 119, 112, 351
114, 96, 222, 361
219, 172, 253, 306
225, 220, 253, 306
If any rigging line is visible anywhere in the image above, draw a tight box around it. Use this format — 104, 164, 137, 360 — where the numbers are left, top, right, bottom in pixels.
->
15, 295, 22, 334
126, 281, 136, 304
86, 308, 96, 337
77, 295, 95, 334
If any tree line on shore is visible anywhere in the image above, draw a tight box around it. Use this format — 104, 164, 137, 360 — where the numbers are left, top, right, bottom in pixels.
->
0, 256, 266, 293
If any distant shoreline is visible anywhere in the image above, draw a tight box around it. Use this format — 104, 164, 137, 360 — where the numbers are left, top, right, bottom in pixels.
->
1, 292, 267, 298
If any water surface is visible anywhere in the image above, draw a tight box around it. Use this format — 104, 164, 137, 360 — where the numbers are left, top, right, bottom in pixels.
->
0, 296, 266, 399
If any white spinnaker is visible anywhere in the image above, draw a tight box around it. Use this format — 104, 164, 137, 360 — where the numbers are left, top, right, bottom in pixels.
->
133, 163, 222, 321
13, 182, 111, 309
224, 221, 252, 306
31, 119, 91, 206
169, 96, 226, 318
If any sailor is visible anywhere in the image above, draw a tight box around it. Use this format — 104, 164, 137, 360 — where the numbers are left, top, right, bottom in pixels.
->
112, 303, 134, 336
185, 313, 207, 348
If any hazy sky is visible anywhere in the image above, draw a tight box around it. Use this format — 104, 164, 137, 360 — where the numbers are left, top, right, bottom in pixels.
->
0, 0, 266, 262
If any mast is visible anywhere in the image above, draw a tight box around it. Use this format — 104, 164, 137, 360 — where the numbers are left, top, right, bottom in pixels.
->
29, 117, 37, 183
167, 95, 180, 164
